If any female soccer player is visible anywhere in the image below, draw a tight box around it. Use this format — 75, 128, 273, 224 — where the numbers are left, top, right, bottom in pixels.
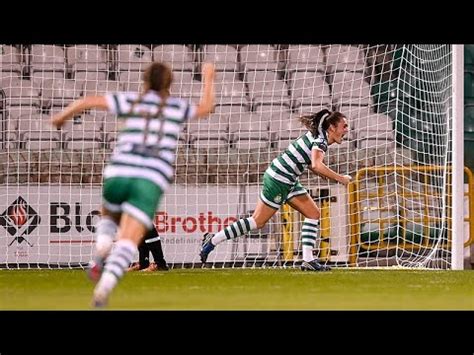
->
199, 109, 350, 271
51, 61, 215, 307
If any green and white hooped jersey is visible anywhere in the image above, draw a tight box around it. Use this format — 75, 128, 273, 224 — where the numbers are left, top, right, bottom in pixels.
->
265, 130, 328, 186
104, 91, 196, 192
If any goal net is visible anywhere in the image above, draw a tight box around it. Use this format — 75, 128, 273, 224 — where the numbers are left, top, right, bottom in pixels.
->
0, 44, 461, 269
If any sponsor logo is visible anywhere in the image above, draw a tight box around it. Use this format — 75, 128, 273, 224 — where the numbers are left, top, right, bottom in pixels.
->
0, 196, 40, 247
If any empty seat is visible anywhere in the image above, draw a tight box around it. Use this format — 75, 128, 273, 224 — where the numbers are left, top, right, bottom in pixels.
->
326, 45, 365, 73
7, 105, 41, 121
246, 71, 290, 108
213, 103, 250, 116
358, 130, 395, 150
3, 79, 41, 107
353, 112, 393, 133
240, 45, 281, 72
337, 104, 374, 122
289, 71, 331, 109
41, 78, 82, 110
67, 45, 110, 80
0, 45, 23, 75
0, 72, 22, 86
116, 45, 153, 72
256, 104, 292, 137
62, 113, 104, 150
18, 113, 62, 150
188, 113, 230, 149
170, 72, 201, 99
203, 45, 239, 73
103, 113, 121, 150
4, 113, 19, 148
83, 79, 122, 96
229, 112, 270, 149
118, 71, 143, 92
286, 45, 325, 73
270, 114, 306, 143
153, 45, 195, 72
331, 71, 372, 105
30, 45, 67, 81
214, 79, 248, 107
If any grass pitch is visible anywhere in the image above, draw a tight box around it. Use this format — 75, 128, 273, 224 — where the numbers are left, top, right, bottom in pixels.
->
0, 268, 472, 310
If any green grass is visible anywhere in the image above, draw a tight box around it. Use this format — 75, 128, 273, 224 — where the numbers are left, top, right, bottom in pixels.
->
0, 268, 472, 310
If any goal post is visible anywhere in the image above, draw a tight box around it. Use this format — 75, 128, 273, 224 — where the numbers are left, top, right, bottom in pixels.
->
0, 44, 466, 269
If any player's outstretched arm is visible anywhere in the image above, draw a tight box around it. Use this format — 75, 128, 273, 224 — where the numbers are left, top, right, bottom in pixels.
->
51, 96, 108, 128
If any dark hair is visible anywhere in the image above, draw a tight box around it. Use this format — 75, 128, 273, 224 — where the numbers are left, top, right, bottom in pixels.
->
299, 109, 346, 136
143, 61, 173, 95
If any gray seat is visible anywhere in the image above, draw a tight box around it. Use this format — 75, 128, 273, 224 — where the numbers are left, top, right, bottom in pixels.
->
203, 45, 240, 73
240, 45, 281, 72
246, 71, 290, 108
326, 45, 366, 73
286, 45, 325, 73
153, 45, 196, 72
289, 71, 331, 109
116, 45, 153, 72
30, 45, 67, 82
67, 45, 110, 80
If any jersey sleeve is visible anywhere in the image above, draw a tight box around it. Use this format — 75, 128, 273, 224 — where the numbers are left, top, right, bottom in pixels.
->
312, 136, 328, 153
104, 92, 133, 117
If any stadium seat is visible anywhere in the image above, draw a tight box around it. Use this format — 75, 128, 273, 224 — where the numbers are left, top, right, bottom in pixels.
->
214, 79, 248, 107
18, 113, 62, 150
0, 45, 23, 76
331, 71, 372, 106
188, 113, 230, 149
41, 78, 82, 110
62, 113, 105, 150
170, 72, 202, 100
246, 71, 290, 108
229, 112, 270, 150
326, 45, 366, 73
3, 79, 41, 108
83, 80, 122, 96
285, 45, 325, 73
203, 45, 240, 73
240, 45, 281, 72
30, 45, 67, 82
153, 45, 196, 72
116, 44, 153, 72
118, 71, 143, 92
270, 113, 306, 144
67, 45, 110, 80
289, 71, 331, 109
352, 112, 393, 133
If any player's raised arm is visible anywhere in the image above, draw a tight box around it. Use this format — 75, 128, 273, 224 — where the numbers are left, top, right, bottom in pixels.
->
194, 62, 215, 119
51, 96, 108, 128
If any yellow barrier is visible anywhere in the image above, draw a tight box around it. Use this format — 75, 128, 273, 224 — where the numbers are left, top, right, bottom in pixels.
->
280, 203, 294, 262
348, 165, 474, 266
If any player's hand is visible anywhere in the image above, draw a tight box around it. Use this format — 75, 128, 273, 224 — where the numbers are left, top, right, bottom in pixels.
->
340, 174, 352, 186
51, 113, 66, 128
